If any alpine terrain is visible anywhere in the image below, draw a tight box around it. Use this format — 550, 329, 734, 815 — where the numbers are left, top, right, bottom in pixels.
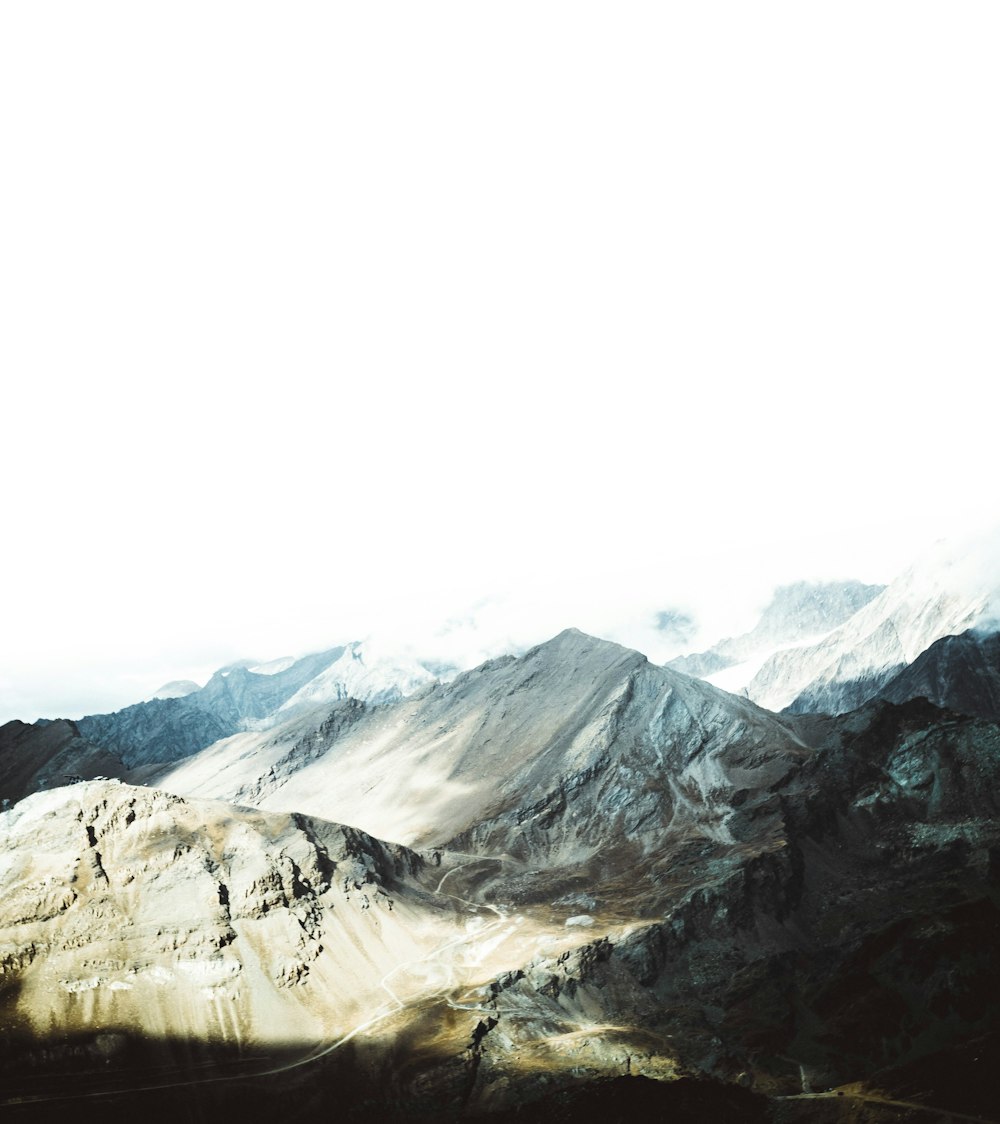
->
675, 535, 1000, 718
2, 548, 1000, 1122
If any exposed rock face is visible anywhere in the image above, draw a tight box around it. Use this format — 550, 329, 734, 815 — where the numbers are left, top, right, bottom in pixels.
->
0, 781, 440, 1054
75, 647, 347, 768
457, 697, 1000, 1105
875, 628, 1000, 721
0, 718, 124, 806
3, 627, 999, 1121
157, 629, 808, 858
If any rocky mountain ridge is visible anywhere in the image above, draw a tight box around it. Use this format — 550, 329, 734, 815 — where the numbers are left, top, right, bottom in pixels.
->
875, 628, 1000, 720
371, 695, 1000, 1116
669, 539, 1000, 720
156, 629, 809, 864
3, 563, 1000, 1120
5, 686, 996, 1120
0, 642, 452, 787
0, 718, 123, 808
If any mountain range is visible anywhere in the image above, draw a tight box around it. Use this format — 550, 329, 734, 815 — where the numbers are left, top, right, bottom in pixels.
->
2, 537, 1000, 1121
672, 539, 1000, 719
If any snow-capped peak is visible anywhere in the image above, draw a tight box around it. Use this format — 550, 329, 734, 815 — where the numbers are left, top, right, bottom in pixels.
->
147, 679, 201, 701
246, 656, 297, 676
275, 640, 443, 714
744, 529, 1000, 714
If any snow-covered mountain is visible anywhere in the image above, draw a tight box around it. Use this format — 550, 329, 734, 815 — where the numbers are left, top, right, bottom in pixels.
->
70, 641, 451, 770
668, 580, 884, 692
664, 536, 1000, 718
271, 640, 442, 716
146, 679, 200, 701
750, 538, 999, 714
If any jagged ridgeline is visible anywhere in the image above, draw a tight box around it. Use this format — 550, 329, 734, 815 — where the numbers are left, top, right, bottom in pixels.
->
3, 567, 1000, 1121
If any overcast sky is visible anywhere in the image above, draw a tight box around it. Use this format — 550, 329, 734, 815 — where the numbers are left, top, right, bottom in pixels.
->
2, 3, 998, 723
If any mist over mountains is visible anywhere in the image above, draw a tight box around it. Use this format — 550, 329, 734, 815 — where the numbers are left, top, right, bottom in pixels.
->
3, 536, 1000, 1121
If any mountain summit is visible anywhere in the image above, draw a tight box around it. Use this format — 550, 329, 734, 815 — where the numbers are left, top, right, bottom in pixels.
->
155, 628, 805, 862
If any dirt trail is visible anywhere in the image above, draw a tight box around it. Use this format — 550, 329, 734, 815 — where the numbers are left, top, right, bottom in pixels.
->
781, 1089, 998, 1123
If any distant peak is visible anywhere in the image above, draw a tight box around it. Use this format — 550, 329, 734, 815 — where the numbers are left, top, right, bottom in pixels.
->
148, 680, 200, 701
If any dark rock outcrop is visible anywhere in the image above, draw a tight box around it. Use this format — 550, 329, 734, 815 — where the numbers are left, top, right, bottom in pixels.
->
75, 647, 345, 767
480, 697, 1000, 1100
0, 718, 124, 806
875, 627, 1000, 721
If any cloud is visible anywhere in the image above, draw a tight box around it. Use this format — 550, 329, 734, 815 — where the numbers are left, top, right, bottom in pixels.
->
1, 4, 996, 720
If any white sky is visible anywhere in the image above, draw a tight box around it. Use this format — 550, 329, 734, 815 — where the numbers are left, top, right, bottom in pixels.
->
2, 2, 998, 723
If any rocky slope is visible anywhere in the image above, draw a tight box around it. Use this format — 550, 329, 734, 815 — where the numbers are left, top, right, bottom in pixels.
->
3, 624, 999, 1120
113, 694, 1000, 1120
0, 777, 692, 1120
73, 642, 447, 771
156, 629, 809, 866
0, 781, 454, 1054
874, 627, 1000, 721
148, 633, 1000, 1118
417, 697, 1000, 1117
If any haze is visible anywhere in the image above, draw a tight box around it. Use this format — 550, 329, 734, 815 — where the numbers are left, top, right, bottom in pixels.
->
2, 3, 997, 723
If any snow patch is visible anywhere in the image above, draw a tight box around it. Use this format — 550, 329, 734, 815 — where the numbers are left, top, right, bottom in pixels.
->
248, 657, 296, 676
2, 785, 84, 832
143, 965, 176, 985
704, 656, 768, 694
61, 977, 101, 993
148, 679, 201, 701
276, 641, 438, 712
174, 958, 241, 985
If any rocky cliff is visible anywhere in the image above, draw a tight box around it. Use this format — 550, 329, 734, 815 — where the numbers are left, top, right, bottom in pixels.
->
875, 627, 1000, 721
3, 630, 999, 1121
0, 718, 124, 806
